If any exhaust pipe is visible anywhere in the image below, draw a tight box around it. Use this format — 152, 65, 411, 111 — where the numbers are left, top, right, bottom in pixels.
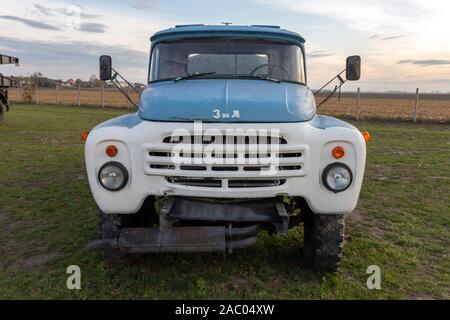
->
85, 239, 118, 251
226, 236, 258, 250
226, 224, 264, 239
86, 224, 265, 253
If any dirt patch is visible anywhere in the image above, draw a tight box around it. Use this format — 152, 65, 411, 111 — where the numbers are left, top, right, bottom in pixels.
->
15, 253, 59, 271
428, 176, 450, 181
347, 209, 365, 224
347, 209, 385, 239
214, 275, 253, 293
368, 163, 415, 182
368, 164, 395, 182
268, 275, 285, 291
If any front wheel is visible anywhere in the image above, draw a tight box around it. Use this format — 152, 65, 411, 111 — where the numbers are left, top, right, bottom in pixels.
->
303, 210, 345, 272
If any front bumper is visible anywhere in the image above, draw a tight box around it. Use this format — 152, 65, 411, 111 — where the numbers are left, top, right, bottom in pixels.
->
85, 117, 366, 214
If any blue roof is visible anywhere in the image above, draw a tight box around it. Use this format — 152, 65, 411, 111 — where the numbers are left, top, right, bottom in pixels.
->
150, 25, 305, 46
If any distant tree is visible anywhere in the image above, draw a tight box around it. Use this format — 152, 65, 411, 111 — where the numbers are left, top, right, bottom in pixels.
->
89, 74, 106, 87
89, 74, 97, 87
95, 79, 106, 87
22, 72, 57, 88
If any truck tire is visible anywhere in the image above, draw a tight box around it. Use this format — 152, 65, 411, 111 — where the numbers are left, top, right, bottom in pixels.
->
98, 196, 158, 262
303, 210, 345, 272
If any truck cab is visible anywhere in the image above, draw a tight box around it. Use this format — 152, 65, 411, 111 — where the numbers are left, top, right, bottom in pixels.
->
85, 25, 367, 271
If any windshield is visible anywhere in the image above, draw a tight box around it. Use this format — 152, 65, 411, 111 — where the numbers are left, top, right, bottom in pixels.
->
149, 39, 305, 84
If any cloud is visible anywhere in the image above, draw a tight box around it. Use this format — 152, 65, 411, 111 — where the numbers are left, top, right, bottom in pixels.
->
0, 13, 106, 34
370, 34, 405, 41
256, 0, 425, 33
307, 50, 336, 58
0, 36, 148, 81
32, 4, 106, 33
34, 4, 52, 16
0, 15, 60, 31
381, 35, 405, 41
79, 23, 107, 33
308, 54, 335, 58
256, 0, 450, 51
129, 0, 159, 10
398, 59, 450, 66
34, 4, 102, 19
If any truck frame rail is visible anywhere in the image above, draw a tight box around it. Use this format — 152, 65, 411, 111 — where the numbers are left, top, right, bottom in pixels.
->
0, 53, 19, 89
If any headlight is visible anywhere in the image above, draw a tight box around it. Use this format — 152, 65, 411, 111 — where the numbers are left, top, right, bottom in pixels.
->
322, 163, 353, 193
98, 162, 128, 191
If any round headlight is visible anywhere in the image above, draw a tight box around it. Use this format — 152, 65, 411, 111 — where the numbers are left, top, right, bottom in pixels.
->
322, 163, 353, 193
98, 162, 128, 191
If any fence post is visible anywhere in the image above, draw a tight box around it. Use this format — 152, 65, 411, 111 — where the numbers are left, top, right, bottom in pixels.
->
356, 87, 361, 121
56, 84, 59, 104
413, 88, 419, 123
102, 85, 105, 107
35, 84, 39, 104
16, 86, 20, 102
77, 85, 81, 106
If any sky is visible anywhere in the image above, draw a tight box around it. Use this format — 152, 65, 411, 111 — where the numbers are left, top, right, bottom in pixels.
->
0, 0, 449, 92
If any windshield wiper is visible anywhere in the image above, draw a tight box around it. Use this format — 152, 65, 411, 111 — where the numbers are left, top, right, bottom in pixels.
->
232, 74, 281, 83
174, 72, 216, 81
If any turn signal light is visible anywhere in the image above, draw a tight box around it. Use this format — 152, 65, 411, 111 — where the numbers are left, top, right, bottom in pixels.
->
81, 131, 89, 141
362, 131, 371, 143
106, 145, 118, 157
332, 146, 345, 159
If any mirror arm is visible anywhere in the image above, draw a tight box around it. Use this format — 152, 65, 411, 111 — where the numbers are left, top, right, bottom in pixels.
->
109, 68, 140, 109
316, 78, 347, 109
112, 68, 140, 94
314, 68, 346, 96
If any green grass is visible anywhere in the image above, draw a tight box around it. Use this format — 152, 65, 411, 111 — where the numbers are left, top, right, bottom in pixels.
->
0, 104, 449, 299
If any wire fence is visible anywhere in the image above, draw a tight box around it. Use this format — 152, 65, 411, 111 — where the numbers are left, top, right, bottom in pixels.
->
318, 89, 450, 123
8, 85, 450, 123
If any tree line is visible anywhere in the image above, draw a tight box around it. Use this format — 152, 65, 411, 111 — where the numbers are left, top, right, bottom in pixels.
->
14, 72, 145, 89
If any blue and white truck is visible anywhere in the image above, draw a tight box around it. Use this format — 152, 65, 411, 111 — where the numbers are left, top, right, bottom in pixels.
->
85, 25, 367, 271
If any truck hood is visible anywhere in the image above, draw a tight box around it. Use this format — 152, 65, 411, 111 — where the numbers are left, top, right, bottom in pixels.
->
139, 79, 316, 123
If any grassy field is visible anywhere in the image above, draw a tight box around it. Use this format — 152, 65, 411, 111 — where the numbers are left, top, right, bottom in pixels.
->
0, 104, 449, 299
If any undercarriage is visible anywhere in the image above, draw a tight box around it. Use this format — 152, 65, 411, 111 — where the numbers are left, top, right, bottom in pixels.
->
87, 196, 296, 253
86, 196, 344, 271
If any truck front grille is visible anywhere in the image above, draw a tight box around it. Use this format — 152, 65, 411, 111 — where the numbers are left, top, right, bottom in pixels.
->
143, 133, 307, 182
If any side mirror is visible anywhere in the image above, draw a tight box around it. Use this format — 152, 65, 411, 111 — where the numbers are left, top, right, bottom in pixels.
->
99, 55, 112, 81
346, 55, 361, 81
